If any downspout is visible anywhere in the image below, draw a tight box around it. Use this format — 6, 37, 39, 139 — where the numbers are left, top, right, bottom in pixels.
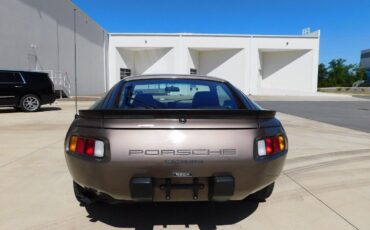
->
103, 30, 107, 93
248, 36, 253, 95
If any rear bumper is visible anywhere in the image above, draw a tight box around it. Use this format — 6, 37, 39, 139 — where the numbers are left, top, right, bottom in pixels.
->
41, 94, 56, 105
65, 152, 286, 202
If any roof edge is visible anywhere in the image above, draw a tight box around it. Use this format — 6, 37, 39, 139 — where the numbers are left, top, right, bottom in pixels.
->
122, 74, 227, 82
109, 32, 320, 39
66, 0, 107, 34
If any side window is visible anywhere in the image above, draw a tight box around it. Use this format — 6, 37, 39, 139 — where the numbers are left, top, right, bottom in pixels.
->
0, 72, 15, 83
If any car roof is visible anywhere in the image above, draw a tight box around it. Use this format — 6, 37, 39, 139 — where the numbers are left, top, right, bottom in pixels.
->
123, 74, 227, 83
0, 69, 48, 74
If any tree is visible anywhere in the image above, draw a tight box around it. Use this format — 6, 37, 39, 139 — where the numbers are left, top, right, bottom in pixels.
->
318, 63, 328, 80
355, 67, 366, 81
318, 59, 365, 87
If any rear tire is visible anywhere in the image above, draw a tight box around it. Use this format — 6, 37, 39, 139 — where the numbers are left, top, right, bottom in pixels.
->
73, 181, 95, 206
248, 182, 275, 202
20, 94, 41, 112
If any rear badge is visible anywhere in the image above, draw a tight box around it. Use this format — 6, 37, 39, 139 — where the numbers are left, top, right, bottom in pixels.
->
172, 172, 192, 177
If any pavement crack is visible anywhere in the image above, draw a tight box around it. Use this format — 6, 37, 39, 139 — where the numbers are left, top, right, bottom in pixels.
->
286, 149, 370, 164
282, 172, 359, 230
284, 154, 370, 175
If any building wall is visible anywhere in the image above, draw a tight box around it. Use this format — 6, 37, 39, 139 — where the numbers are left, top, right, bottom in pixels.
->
259, 50, 313, 93
0, 0, 108, 96
109, 34, 320, 95
197, 49, 245, 90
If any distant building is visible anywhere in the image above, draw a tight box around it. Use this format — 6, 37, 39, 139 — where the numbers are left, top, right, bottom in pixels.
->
109, 32, 320, 95
1, 0, 320, 96
360, 49, 370, 81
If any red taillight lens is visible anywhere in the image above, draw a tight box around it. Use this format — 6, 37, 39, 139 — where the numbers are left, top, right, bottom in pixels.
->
85, 139, 95, 156
272, 136, 280, 152
76, 137, 85, 154
265, 137, 273, 155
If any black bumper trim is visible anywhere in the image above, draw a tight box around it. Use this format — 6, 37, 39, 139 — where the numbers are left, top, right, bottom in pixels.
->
130, 175, 235, 201
130, 177, 153, 201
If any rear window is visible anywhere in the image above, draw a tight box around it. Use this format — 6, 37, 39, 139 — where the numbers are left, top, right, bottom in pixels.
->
111, 79, 241, 109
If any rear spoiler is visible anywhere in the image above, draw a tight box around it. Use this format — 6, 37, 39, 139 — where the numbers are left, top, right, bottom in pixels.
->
78, 109, 276, 119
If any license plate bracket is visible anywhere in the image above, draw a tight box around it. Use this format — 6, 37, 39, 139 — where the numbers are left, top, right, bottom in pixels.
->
160, 178, 204, 200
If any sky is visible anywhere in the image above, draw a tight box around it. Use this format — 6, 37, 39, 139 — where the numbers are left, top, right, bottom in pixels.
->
72, 0, 370, 65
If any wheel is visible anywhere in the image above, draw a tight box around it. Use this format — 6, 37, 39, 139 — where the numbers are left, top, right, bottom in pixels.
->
248, 182, 275, 202
73, 181, 95, 206
20, 94, 41, 112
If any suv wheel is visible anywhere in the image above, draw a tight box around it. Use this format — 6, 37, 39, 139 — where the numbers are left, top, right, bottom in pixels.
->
20, 94, 40, 112
248, 182, 275, 202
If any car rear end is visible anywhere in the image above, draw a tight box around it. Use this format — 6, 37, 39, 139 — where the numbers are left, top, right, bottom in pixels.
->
64, 76, 288, 202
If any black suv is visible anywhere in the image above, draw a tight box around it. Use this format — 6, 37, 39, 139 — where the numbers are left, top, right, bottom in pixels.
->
0, 70, 56, 112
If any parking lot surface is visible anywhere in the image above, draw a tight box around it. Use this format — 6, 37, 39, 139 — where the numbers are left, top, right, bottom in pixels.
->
1, 99, 370, 230
254, 95, 370, 133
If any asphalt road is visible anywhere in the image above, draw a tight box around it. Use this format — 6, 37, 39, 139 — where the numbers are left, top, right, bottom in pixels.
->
256, 99, 370, 133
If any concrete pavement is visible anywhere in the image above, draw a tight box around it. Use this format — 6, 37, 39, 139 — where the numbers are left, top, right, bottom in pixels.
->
0, 100, 369, 229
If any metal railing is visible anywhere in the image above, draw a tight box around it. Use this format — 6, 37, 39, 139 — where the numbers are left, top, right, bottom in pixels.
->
45, 70, 72, 98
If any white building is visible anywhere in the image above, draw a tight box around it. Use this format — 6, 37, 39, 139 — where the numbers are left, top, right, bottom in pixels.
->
0, 0, 320, 96
108, 32, 320, 95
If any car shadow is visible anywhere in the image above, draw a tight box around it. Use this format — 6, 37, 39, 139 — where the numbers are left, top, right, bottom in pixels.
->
0, 107, 61, 113
85, 199, 259, 230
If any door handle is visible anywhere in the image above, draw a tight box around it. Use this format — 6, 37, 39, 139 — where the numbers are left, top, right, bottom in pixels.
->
14, 85, 23, 88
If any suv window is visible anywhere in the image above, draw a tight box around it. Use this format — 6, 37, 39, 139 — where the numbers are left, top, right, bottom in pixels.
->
0, 72, 23, 84
0, 72, 15, 83
13, 73, 24, 83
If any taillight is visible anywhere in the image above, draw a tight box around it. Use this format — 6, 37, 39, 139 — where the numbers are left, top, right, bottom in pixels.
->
76, 137, 85, 154
257, 135, 287, 157
69, 136, 78, 152
85, 138, 95, 156
67, 135, 105, 158
278, 135, 285, 150
265, 137, 273, 155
